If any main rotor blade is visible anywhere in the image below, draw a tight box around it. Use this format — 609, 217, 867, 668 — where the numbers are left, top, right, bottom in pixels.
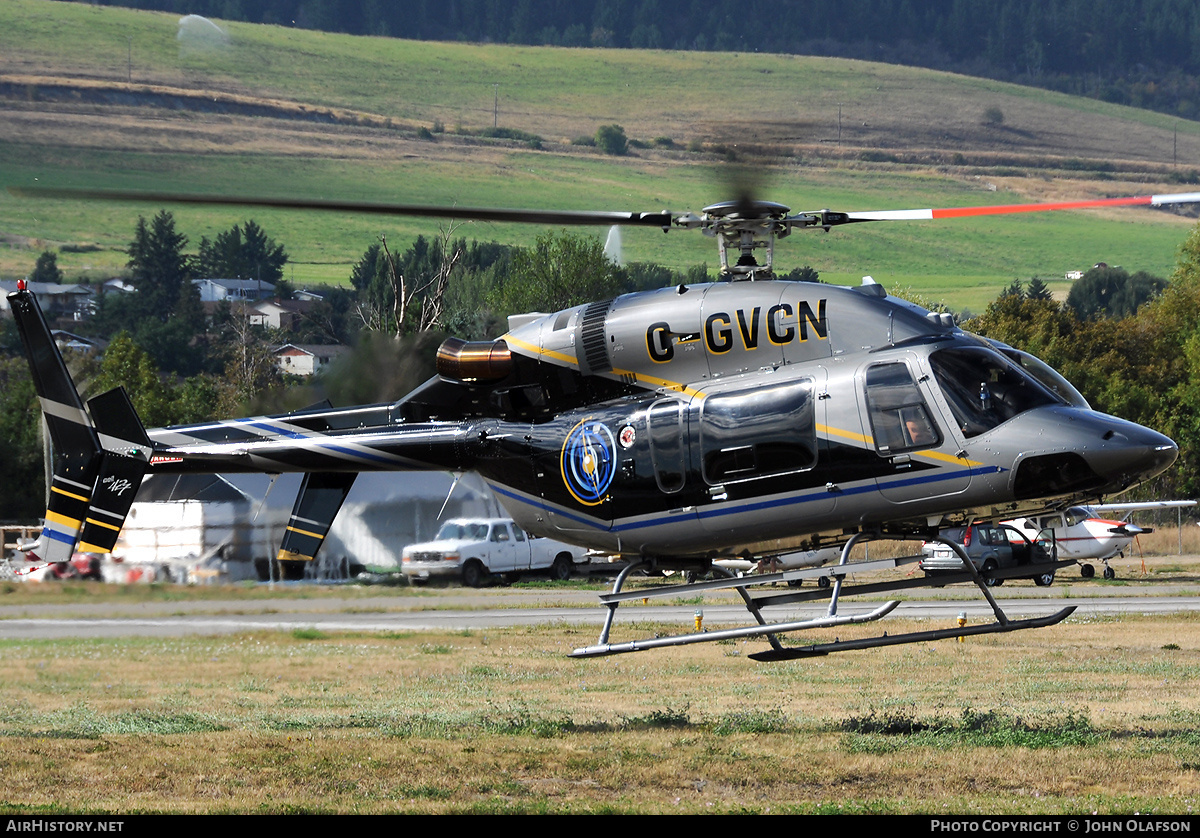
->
842, 191, 1200, 223
6, 186, 676, 228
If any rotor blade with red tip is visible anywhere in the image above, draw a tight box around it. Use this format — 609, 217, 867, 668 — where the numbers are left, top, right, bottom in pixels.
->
843, 191, 1200, 223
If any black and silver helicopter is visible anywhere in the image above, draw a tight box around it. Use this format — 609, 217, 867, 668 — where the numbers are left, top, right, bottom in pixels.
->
7, 186, 1193, 659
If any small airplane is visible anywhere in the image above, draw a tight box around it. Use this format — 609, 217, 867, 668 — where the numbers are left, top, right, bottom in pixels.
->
7, 185, 1194, 660
1006, 500, 1197, 578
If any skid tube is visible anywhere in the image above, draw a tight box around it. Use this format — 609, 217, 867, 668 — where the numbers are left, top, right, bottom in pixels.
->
570, 532, 1077, 660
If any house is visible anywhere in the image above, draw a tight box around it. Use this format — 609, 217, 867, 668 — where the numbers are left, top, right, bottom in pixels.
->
0, 281, 94, 320
273, 343, 349, 376
50, 330, 108, 355
250, 298, 312, 331
192, 278, 276, 303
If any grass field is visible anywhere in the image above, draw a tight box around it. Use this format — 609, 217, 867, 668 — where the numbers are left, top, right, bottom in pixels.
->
1, 548, 1199, 813
2, 1, 1200, 311
2, 579, 1200, 813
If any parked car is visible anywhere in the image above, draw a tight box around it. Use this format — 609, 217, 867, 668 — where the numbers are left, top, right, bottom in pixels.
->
401, 518, 588, 586
920, 523, 1057, 586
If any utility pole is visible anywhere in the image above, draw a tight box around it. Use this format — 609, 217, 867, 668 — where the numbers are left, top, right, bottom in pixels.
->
493, 84, 499, 129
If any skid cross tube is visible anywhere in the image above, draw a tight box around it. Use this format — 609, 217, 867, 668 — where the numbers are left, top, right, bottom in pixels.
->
571, 601, 900, 658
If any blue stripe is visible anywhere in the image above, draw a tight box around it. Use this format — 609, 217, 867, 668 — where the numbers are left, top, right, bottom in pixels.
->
44, 527, 78, 546
493, 465, 1008, 536
240, 421, 404, 467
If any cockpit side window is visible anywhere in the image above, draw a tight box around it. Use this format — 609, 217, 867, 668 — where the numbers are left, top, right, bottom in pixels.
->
929, 347, 1061, 438
864, 363, 941, 454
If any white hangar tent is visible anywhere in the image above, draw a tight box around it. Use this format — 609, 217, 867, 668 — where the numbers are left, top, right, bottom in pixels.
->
109, 471, 505, 583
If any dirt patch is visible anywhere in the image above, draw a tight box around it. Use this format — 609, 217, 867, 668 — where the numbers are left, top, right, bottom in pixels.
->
1, 74, 408, 131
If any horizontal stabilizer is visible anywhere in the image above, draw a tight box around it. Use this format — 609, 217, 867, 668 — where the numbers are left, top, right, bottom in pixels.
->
88, 387, 152, 456
277, 472, 358, 562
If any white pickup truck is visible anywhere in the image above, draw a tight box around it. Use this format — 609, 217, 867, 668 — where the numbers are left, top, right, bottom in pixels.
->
401, 518, 589, 586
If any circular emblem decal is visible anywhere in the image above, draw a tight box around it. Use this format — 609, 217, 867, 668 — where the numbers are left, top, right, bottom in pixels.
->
619, 425, 636, 449
561, 419, 616, 506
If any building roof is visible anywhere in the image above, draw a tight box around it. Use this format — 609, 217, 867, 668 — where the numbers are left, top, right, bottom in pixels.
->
0, 280, 93, 296
273, 343, 350, 358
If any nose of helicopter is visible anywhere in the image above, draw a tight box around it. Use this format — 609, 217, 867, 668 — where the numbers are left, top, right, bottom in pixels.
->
1010, 409, 1177, 500
1087, 422, 1178, 489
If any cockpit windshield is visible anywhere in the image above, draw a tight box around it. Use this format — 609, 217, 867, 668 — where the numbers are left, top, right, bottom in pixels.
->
996, 347, 1091, 409
929, 346, 1064, 438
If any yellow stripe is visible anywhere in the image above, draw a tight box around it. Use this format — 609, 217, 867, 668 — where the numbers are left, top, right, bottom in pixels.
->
285, 525, 324, 540
276, 549, 314, 562
85, 517, 122, 532
817, 422, 873, 445
50, 486, 90, 503
917, 449, 983, 467
816, 423, 982, 467
45, 510, 81, 529
505, 334, 708, 399
77, 542, 109, 554
615, 367, 707, 399
507, 333, 978, 468
505, 335, 577, 366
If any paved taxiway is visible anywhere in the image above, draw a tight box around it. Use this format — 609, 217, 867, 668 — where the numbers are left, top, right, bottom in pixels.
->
0, 584, 1196, 639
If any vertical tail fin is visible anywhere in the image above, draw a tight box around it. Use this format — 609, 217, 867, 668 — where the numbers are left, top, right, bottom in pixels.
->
9, 284, 103, 561
277, 472, 358, 563
8, 284, 149, 560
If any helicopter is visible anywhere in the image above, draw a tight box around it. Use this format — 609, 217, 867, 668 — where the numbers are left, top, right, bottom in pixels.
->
6, 185, 1193, 660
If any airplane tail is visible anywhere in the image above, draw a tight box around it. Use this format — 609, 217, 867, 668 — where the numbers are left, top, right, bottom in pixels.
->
8, 283, 150, 561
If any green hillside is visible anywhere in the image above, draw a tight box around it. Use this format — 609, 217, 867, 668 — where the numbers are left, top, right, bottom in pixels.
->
1, 0, 1199, 312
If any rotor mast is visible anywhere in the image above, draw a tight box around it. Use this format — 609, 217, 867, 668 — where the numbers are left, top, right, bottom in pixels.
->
675, 199, 844, 281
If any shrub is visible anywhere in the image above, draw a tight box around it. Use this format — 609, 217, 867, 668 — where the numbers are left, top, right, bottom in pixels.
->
595, 123, 628, 155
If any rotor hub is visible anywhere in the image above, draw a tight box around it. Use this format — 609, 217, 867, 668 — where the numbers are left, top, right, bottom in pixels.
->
690, 200, 793, 280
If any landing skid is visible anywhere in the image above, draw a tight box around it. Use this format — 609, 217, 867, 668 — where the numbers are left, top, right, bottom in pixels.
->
571, 533, 1078, 660
747, 608, 1076, 660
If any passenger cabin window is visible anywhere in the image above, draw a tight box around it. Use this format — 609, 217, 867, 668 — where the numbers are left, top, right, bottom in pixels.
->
929, 347, 1062, 438
864, 363, 941, 454
700, 379, 817, 484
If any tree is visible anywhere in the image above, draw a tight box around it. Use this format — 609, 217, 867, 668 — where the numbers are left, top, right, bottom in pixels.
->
779, 265, 821, 283
491, 230, 626, 317
999, 278, 1024, 300
1025, 277, 1053, 301
195, 219, 288, 285
128, 211, 190, 321
29, 250, 64, 284
1066, 266, 1167, 320
353, 229, 465, 337
87, 333, 176, 428
595, 124, 628, 156
218, 312, 282, 414
0, 356, 45, 519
